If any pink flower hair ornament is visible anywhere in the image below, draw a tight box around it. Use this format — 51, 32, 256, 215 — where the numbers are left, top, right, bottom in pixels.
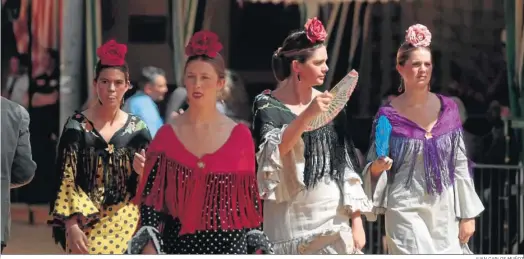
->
405, 24, 432, 48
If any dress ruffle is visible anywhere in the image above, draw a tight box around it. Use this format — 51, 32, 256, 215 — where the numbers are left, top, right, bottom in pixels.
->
271, 225, 362, 254
255, 125, 306, 203
453, 141, 484, 219
362, 162, 388, 222
341, 170, 374, 218
48, 154, 100, 228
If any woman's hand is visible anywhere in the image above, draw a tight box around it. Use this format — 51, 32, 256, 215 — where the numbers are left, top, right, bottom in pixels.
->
459, 218, 475, 244
142, 241, 158, 254
304, 91, 333, 118
370, 156, 393, 179
133, 149, 146, 176
66, 222, 89, 254
170, 109, 184, 120
351, 213, 366, 251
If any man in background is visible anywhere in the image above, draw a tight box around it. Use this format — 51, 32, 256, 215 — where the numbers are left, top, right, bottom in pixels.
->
1, 97, 37, 253
123, 66, 168, 137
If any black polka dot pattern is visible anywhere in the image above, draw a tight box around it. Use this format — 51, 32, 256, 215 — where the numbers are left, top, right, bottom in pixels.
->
128, 160, 274, 254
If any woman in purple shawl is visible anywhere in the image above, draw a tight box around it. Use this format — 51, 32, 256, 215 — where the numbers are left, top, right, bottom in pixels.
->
362, 24, 484, 254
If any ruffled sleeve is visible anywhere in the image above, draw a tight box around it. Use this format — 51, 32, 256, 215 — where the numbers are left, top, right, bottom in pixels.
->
48, 116, 100, 249
453, 133, 485, 219
341, 167, 373, 217
51, 151, 100, 223
337, 110, 373, 217
361, 113, 390, 221
252, 94, 305, 203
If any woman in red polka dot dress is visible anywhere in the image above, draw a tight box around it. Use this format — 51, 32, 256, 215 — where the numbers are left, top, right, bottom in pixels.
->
48, 40, 152, 254
127, 31, 272, 254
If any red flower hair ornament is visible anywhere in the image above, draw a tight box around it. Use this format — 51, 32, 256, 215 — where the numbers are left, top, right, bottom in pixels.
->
185, 30, 223, 58
96, 39, 128, 66
304, 17, 328, 43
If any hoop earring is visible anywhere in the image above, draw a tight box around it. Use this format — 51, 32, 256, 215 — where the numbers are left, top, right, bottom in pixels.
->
297, 73, 301, 82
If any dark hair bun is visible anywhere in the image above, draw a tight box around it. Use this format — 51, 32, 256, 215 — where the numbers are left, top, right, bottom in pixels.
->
271, 30, 324, 82
271, 54, 289, 82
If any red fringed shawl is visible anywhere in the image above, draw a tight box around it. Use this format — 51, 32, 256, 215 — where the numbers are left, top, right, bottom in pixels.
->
134, 124, 263, 235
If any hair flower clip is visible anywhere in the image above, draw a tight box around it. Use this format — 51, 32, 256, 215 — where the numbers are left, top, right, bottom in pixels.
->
185, 30, 223, 58
405, 24, 432, 47
304, 17, 328, 43
96, 39, 128, 66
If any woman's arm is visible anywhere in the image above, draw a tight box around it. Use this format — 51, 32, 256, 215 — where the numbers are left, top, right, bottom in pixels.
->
48, 117, 100, 250
278, 92, 332, 155
277, 109, 316, 155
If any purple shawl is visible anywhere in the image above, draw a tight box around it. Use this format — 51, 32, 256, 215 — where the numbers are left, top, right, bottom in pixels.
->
369, 94, 469, 195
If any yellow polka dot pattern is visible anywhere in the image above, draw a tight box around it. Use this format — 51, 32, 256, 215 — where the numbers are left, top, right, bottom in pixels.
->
52, 152, 140, 254
65, 202, 140, 254
53, 154, 100, 224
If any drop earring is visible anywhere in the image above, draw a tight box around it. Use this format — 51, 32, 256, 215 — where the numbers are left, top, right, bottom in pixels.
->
398, 79, 404, 93
297, 73, 301, 82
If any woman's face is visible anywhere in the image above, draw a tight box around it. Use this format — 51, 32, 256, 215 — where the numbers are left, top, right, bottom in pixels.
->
93, 68, 129, 108
294, 45, 329, 86
184, 59, 225, 108
398, 48, 432, 90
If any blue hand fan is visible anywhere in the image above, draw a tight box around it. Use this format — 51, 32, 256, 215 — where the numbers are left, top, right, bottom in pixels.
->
375, 115, 392, 158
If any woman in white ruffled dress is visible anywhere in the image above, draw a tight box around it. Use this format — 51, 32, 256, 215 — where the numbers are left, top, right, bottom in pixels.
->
363, 24, 484, 254
252, 17, 372, 255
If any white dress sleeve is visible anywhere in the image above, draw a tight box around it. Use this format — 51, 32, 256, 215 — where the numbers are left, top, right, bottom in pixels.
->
453, 137, 484, 219
362, 144, 389, 222
256, 125, 306, 203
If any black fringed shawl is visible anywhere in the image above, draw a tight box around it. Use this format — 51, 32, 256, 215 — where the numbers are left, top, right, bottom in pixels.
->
252, 92, 360, 189
49, 112, 151, 249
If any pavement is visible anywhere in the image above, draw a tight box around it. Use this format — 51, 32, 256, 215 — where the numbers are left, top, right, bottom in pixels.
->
2, 203, 64, 254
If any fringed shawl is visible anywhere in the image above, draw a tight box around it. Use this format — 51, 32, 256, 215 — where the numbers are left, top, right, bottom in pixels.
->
252, 92, 361, 190
302, 111, 360, 189
133, 124, 263, 235
49, 112, 151, 249
368, 95, 471, 195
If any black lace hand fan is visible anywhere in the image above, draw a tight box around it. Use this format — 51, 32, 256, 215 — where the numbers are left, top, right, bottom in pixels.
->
305, 70, 359, 132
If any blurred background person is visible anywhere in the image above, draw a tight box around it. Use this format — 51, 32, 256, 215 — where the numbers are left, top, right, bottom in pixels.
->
17, 48, 60, 206
1, 0, 21, 87
165, 86, 188, 122
123, 66, 168, 137
2, 54, 30, 108
216, 70, 252, 125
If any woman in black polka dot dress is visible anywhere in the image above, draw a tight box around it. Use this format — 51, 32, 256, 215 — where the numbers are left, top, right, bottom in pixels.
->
127, 31, 272, 255
48, 40, 152, 254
